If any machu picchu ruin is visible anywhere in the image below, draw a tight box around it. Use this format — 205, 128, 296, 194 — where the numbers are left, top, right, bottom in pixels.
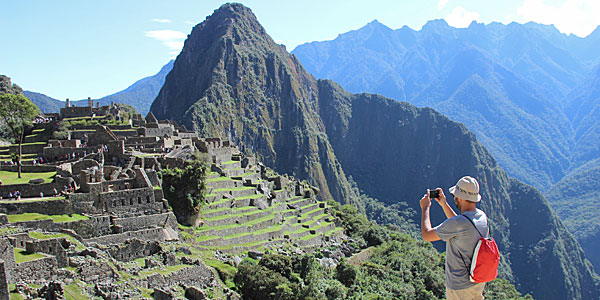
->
0, 98, 348, 299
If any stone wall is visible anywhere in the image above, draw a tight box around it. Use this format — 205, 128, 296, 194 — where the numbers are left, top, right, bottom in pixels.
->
134, 264, 216, 291
99, 187, 160, 214
0, 260, 7, 300
84, 227, 168, 245
209, 148, 234, 164
6, 143, 46, 154
0, 178, 74, 199
60, 106, 92, 118
43, 146, 91, 161
69, 193, 101, 214
7, 233, 30, 250
145, 169, 160, 187
113, 212, 177, 233
106, 239, 162, 262
144, 127, 173, 138
26, 238, 68, 267
100, 178, 137, 192
12, 256, 57, 284
72, 159, 101, 175
0, 239, 16, 282
157, 157, 185, 169
12, 216, 111, 239
0, 199, 71, 215
124, 137, 160, 145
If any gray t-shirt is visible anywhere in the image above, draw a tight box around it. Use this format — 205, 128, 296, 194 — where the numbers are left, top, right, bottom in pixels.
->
434, 208, 489, 290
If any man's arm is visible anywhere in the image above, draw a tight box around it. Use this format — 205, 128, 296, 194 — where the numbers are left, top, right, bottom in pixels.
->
434, 188, 457, 219
420, 193, 441, 242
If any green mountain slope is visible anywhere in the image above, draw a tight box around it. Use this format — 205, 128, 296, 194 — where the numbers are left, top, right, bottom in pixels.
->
150, 4, 600, 299
292, 19, 600, 272
414, 47, 572, 189
547, 158, 600, 271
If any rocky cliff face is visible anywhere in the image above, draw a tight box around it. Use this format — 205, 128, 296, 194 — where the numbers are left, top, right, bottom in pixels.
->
151, 4, 599, 299
151, 4, 351, 203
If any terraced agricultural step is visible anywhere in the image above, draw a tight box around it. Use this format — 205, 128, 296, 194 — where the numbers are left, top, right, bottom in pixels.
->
296, 233, 325, 247
197, 226, 284, 247
224, 168, 245, 177
203, 209, 272, 227
303, 207, 326, 220
240, 172, 260, 181
206, 178, 236, 189
286, 197, 314, 209
197, 214, 279, 237
298, 203, 320, 215
220, 160, 241, 170
205, 198, 234, 210
196, 238, 286, 254
213, 187, 256, 199
200, 206, 258, 219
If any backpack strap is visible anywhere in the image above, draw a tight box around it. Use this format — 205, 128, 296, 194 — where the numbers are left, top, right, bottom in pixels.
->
462, 214, 489, 238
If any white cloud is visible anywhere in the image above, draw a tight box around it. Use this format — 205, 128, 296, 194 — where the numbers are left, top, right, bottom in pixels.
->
152, 18, 171, 23
144, 30, 186, 55
517, 0, 600, 37
144, 30, 186, 42
445, 6, 480, 28
438, 0, 449, 11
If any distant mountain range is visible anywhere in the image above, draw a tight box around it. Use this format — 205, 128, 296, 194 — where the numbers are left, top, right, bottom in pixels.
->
292, 19, 600, 271
24, 60, 173, 115
150, 4, 599, 299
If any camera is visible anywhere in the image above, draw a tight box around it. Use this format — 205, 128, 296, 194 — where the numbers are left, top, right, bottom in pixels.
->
429, 190, 440, 198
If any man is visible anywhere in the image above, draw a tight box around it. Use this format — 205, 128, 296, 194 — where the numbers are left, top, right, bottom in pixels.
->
420, 176, 489, 300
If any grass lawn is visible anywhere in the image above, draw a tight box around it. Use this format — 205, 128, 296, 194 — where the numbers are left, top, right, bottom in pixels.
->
7, 213, 89, 223
0, 170, 56, 185
0, 141, 46, 148
13, 248, 46, 263
64, 281, 88, 300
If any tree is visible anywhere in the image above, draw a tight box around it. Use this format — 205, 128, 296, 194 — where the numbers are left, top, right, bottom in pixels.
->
0, 93, 38, 178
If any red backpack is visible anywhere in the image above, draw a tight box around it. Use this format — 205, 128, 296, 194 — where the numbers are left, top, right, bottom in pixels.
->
461, 214, 500, 283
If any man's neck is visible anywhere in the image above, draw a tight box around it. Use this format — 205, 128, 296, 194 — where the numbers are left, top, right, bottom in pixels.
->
461, 204, 477, 214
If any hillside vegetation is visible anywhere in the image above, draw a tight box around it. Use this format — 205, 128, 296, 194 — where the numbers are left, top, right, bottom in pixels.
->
150, 4, 600, 299
292, 18, 600, 272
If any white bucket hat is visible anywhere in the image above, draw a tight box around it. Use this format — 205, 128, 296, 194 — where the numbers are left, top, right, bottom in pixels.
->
449, 176, 481, 202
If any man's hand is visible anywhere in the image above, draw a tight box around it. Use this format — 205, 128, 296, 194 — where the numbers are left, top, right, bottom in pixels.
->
433, 187, 458, 219
420, 189, 441, 242
420, 190, 432, 211
433, 188, 447, 206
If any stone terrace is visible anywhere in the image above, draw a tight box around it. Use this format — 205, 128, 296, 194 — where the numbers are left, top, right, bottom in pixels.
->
0, 100, 346, 298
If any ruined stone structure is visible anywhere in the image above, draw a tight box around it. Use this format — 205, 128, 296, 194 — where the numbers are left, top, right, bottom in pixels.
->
0, 106, 343, 298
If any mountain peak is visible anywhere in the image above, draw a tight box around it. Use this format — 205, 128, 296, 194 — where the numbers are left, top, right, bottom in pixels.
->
422, 19, 450, 32
189, 2, 268, 42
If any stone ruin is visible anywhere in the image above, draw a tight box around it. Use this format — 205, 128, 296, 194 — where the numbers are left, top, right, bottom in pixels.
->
0, 106, 345, 299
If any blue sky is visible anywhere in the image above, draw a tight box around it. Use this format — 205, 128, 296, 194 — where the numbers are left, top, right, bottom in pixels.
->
1, 0, 599, 101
